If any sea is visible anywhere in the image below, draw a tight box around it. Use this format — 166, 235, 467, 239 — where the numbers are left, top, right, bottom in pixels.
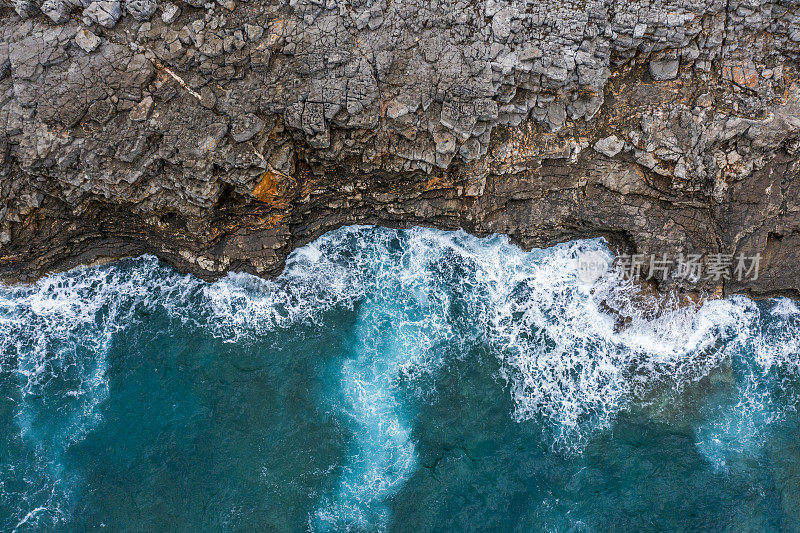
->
2, 225, 799, 531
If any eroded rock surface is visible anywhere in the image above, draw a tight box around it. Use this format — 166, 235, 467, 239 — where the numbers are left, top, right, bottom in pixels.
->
1, 0, 799, 297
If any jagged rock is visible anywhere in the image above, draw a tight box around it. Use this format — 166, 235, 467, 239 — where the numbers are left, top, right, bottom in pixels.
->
41, 0, 72, 23
433, 131, 456, 154
547, 102, 567, 131
11, 0, 39, 18
243, 23, 262, 42
160, 2, 179, 23
492, 8, 513, 40
83, 0, 122, 27
594, 136, 625, 158
386, 99, 409, 120
75, 27, 101, 52
199, 86, 216, 109
231, 113, 264, 142
635, 150, 659, 170
129, 96, 153, 121
125, 0, 157, 20
458, 138, 481, 161
1, 0, 800, 299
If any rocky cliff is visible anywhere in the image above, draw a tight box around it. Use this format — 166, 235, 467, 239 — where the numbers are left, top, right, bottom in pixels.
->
1, 0, 799, 296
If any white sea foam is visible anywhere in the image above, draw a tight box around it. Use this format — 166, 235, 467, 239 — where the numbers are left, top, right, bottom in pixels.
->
0, 258, 203, 529
693, 297, 800, 468
2, 226, 800, 529
313, 230, 456, 531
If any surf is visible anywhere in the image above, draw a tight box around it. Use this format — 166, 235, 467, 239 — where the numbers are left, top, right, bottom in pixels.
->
1, 226, 799, 530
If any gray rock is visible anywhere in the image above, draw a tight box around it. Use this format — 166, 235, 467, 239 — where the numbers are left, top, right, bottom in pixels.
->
160, 1, 179, 23
3, 0, 800, 299
244, 23, 263, 42
491, 8, 512, 40
231, 113, 265, 142
547, 102, 566, 131
129, 96, 153, 121
517, 43, 541, 61
634, 150, 659, 169
125, 0, 158, 20
386, 99, 409, 120
458, 138, 481, 162
41, 0, 72, 24
199, 86, 216, 109
593, 135, 625, 157
433, 131, 456, 154
83, 0, 122, 28
75, 27, 101, 52
649, 59, 680, 81
12, 0, 39, 18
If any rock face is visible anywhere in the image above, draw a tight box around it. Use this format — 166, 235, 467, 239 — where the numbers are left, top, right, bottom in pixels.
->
0, 0, 799, 298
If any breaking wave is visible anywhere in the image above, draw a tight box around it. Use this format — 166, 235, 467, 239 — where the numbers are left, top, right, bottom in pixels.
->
1, 225, 799, 530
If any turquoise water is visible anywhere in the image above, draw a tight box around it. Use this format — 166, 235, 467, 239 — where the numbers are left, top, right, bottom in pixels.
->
2, 226, 800, 531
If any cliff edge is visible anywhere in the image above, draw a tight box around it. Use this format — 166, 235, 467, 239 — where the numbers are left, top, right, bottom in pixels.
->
1, 0, 799, 296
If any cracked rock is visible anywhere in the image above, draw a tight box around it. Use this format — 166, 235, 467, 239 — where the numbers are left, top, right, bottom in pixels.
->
75, 27, 101, 52
244, 23, 263, 42
83, 0, 122, 28
129, 96, 154, 121
160, 2, 179, 23
3, 0, 800, 299
231, 114, 265, 142
458, 138, 481, 162
41, 0, 72, 24
12, 0, 39, 18
125, 0, 158, 20
199, 86, 216, 109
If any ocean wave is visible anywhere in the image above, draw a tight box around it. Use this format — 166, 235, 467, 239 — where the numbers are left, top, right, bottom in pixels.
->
2, 226, 800, 529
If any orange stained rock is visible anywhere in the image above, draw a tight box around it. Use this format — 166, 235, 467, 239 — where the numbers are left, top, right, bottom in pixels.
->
266, 19, 288, 46
723, 62, 759, 89
253, 170, 280, 202
422, 175, 450, 191
264, 213, 285, 228
733, 66, 759, 88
